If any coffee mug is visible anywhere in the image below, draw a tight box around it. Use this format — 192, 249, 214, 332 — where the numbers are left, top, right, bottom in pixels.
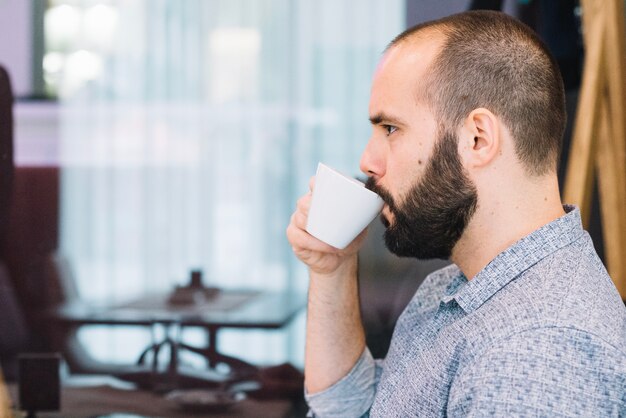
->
306, 163, 384, 249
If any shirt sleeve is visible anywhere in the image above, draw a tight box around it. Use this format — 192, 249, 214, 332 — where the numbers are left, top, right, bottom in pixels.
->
305, 347, 383, 418
447, 327, 626, 417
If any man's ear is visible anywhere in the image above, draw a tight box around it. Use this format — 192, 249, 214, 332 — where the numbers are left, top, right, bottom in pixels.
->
459, 108, 501, 169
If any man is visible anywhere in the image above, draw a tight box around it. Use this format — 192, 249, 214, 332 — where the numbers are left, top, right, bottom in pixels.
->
286, 10, 626, 417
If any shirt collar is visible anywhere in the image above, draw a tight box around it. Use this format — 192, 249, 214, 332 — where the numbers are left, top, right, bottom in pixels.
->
442, 205, 585, 313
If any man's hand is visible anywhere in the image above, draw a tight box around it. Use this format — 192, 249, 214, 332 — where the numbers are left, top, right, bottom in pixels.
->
286, 177, 368, 276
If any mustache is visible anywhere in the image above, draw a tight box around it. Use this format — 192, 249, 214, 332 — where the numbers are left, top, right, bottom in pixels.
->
365, 177, 396, 210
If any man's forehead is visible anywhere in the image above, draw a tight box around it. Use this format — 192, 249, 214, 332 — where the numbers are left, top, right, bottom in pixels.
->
372, 36, 443, 99
370, 38, 443, 117
369, 30, 445, 123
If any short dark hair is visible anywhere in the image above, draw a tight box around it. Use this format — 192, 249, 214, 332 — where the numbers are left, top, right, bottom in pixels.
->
390, 11, 566, 176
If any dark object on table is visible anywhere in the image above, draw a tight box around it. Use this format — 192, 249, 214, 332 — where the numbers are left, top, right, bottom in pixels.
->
18, 353, 61, 416
165, 389, 246, 413
167, 270, 220, 306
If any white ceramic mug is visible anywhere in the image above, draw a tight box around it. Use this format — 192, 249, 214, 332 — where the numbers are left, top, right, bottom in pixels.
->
306, 162, 384, 249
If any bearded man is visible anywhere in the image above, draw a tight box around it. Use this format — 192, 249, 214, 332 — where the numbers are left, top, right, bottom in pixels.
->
287, 10, 626, 417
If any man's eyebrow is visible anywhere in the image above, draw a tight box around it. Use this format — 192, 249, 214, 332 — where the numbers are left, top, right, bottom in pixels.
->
369, 113, 405, 126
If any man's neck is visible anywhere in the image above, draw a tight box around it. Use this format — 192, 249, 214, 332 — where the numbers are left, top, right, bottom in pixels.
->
451, 178, 565, 280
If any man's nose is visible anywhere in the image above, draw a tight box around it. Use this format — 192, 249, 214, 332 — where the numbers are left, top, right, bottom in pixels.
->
359, 138, 385, 180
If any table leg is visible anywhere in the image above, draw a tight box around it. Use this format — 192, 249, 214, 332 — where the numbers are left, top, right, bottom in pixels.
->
206, 326, 219, 368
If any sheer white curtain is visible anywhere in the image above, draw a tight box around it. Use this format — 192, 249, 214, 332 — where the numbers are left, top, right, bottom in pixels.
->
59, 0, 404, 366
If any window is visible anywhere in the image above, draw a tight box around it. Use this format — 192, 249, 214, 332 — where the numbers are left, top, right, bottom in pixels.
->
41, 0, 405, 367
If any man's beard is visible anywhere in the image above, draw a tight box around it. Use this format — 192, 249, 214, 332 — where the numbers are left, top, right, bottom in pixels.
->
365, 129, 478, 259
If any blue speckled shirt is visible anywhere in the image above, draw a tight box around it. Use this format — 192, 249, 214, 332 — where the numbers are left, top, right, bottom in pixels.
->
307, 206, 626, 417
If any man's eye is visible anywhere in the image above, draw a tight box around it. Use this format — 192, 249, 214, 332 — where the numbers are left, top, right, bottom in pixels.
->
383, 125, 397, 136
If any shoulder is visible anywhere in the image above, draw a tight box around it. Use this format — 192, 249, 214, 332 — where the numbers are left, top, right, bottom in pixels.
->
469, 229, 626, 348
514, 231, 626, 346
449, 326, 626, 416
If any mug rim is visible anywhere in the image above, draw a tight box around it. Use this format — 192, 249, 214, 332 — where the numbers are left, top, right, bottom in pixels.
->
317, 162, 381, 200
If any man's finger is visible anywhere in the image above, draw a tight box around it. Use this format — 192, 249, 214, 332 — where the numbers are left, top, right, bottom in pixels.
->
296, 194, 311, 216
287, 224, 340, 254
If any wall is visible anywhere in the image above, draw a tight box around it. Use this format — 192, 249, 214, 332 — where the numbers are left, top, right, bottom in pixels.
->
0, 0, 33, 98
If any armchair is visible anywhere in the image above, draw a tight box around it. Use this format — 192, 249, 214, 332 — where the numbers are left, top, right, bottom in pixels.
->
0, 64, 28, 380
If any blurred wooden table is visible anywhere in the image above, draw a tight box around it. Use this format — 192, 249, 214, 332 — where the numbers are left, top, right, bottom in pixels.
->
8, 380, 297, 418
47, 291, 306, 370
